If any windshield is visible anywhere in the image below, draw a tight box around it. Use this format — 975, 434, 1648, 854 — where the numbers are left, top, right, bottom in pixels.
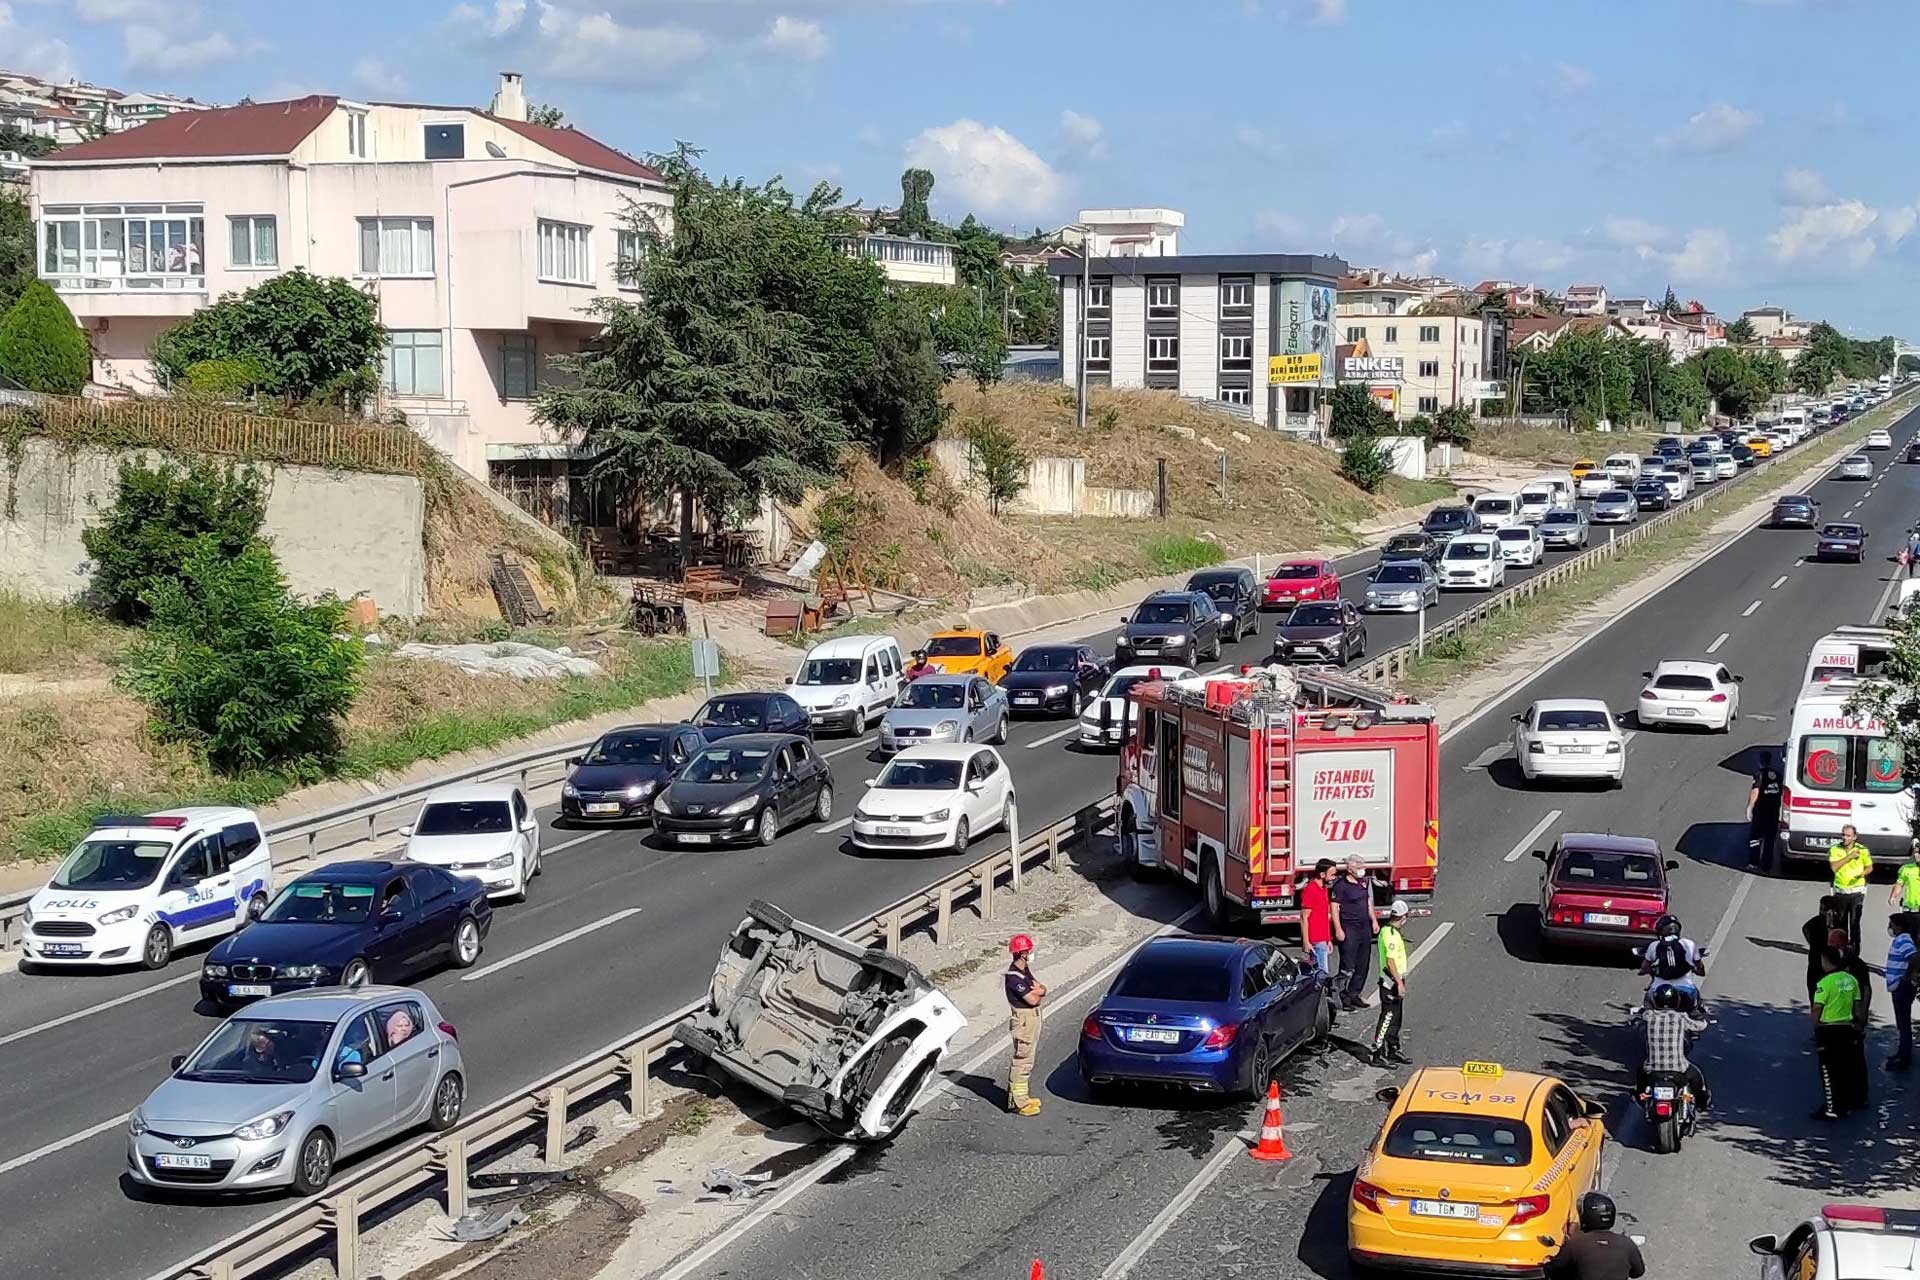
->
1599, 491, 1632, 502
1776, 497, 1811, 508
1013, 648, 1077, 673
900, 682, 965, 709
1424, 511, 1469, 531
875, 758, 964, 790
1109, 949, 1233, 1003
1444, 541, 1489, 561
925, 635, 982, 658
1289, 603, 1342, 625
1543, 512, 1580, 525
1269, 564, 1320, 579
1554, 848, 1660, 888
796, 658, 860, 686
415, 801, 511, 836
683, 745, 770, 784
1373, 565, 1423, 584
1132, 601, 1191, 625
179, 1018, 334, 1084
1383, 1113, 1532, 1166
1473, 498, 1513, 514
1191, 578, 1239, 602
262, 880, 377, 924
51, 837, 173, 891
694, 697, 764, 729
583, 731, 668, 764
1103, 674, 1152, 700
1536, 709, 1609, 732
1520, 489, 1552, 504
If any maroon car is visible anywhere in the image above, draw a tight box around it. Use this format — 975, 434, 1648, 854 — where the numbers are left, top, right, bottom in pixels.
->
1532, 833, 1678, 951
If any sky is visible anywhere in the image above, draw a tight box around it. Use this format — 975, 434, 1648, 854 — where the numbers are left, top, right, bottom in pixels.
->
4, 0, 1916, 336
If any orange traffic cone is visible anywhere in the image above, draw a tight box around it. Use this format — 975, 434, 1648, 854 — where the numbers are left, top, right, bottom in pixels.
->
1028, 1263, 1045, 1280
1249, 1080, 1291, 1161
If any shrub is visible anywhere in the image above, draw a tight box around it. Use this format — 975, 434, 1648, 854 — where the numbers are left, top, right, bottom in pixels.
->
184, 356, 267, 399
1404, 413, 1436, 439
1430, 404, 1476, 447
814, 488, 882, 553
1329, 384, 1391, 440
150, 269, 384, 405
82, 457, 269, 623
903, 455, 935, 504
119, 538, 362, 771
0, 280, 90, 393
1340, 435, 1395, 493
962, 413, 1029, 515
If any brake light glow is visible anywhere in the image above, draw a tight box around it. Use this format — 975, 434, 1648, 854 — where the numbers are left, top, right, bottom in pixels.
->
437, 1021, 458, 1041
1081, 1015, 1102, 1040
1506, 1195, 1551, 1225
1639, 689, 1655, 699
1201, 1022, 1239, 1050
92, 813, 187, 829
1708, 693, 1728, 703
1352, 1180, 1385, 1213
1654, 1101, 1672, 1117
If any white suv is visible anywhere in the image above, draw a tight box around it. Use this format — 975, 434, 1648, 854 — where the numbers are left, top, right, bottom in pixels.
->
1750, 1204, 1920, 1278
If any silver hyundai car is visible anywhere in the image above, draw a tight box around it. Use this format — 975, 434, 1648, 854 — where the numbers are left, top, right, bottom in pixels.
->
878, 674, 1009, 754
128, 987, 464, 1194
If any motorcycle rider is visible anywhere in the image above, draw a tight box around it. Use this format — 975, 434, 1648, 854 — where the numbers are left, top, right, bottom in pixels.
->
1546, 1192, 1647, 1280
1639, 914, 1705, 1010
1630, 983, 1711, 1110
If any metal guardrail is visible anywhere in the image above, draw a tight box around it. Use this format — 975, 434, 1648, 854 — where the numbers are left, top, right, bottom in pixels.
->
157, 794, 1118, 1280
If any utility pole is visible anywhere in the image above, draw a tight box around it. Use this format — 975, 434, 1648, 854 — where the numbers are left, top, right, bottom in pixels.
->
1076, 228, 1091, 433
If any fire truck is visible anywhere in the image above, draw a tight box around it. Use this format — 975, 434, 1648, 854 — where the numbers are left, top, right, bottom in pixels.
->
1116, 666, 1440, 928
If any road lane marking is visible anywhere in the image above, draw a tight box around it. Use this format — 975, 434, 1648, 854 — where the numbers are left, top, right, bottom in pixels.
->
1844, 509, 1855, 518
1504, 811, 1563, 863
1100, 1130, 1247, 1280
1026, 723, 1081, 749
460, 908, 641, 982
0, 972, 201, 1049
1705, 632, 1730, 654
0, 1111, 132, 1178
815, 817, 852, 834
1464, 742, 1507, 772
1741, 600, 1762, 617
823, 735, 878, 759
1362, 921, 1454, 1007
1702, 874, 1756, 979
1794, 558, 1806, 567
1771, 575, 1788, 589
546, 831, 608, 855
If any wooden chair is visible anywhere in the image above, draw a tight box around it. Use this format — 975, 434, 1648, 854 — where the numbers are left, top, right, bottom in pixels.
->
682, 565, 742, 602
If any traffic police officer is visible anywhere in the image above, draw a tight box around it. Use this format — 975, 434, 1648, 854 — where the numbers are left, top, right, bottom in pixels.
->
1829, 824, 1873, 948
1005, 934, 1046, 1116
1369, 900, 1413, 1068
1890, 839, 1920, 913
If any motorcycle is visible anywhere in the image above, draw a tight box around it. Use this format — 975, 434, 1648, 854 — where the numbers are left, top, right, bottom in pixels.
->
1620, 995, 1713, 1155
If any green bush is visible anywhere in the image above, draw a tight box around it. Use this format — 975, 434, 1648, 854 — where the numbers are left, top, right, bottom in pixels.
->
119, 537, 362, 771
151, 269, 384, 405
1145, 534, 1225, 574
81, 457, 269, 623
1430, 404, 1475, 447
0, 280, 90, 393
183, 356, 267, 399
1340, 436, 1395, 492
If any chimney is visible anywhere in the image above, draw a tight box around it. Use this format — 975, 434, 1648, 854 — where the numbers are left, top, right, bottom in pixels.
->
491, 71, 527, 122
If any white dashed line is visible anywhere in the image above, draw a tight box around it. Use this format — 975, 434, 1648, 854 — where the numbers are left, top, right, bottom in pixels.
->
1504, 811, 1563, 863
461, 908, 641, 982
0, 1112, 132, 1178
0, 973, 200, 1049
545, 832, 605, 855
1026, 723, 1082, 749
1705, 632, 1730, 654
1843, 509, 1855, 519
1361, 921, 1455, 1007
1741, 600, 1762, 617
823, 736, 879, 759
1794, 558, 1806, 567
1770, 575, 1788, 590
1464, 742, 1508, 772
816, 817, 853, 834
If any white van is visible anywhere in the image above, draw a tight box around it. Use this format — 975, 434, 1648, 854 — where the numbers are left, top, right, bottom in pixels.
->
787, 634, 906, 734
1470, 493, 1521, 531
1778, 679, 1912, 868
22, 807, 274, 970
1516, 483, 1557, 524
1801, 625, 1897, 687
1602, 453, 1642, 485
1534, 472, 1577, 511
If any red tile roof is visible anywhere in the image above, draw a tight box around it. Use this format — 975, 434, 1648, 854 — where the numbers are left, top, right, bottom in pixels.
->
45, 95, 338, 161
492, 117, 661, 182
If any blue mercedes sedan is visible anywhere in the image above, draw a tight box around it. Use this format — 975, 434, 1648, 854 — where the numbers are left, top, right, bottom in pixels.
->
1077, 936, 1332, 1098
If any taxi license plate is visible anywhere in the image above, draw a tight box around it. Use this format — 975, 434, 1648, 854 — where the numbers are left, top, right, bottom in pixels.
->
877, 825, 911, 837
1126, 1027, 1180, 1044
228, 984, 272, 997
1586, 912, 1630, 927
677, 832, 712, 845
154, 1153, 213, 1170
41, 943, 83, 957
1411, 1200, 1480, 1219
585, 803, 621, 815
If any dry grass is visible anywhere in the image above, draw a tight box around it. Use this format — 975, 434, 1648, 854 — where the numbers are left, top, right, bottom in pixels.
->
1470, 423, 1665, 467
0, 591, 130, 676
419, 460, 616, 621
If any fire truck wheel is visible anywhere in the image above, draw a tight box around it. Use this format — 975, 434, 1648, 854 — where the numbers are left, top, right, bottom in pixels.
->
1202, 853, 1229, 928
1122, 811, 1153, 880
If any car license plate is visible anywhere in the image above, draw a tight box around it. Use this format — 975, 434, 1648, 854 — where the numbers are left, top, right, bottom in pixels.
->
154, 1153, 213, 1170
1411, 1200, 1480, 1219
1015, 694, 1039, 704
1559, 745, 1591, 755
1668, 707, 1695, 717
1292, 646, 1319, 654
677, 832, 712, 845
877, 825, 911, 837
585, 803, 621, 815
1586, 912, 1630, 927
227, 983, 273, 997
41, 943, 83, 957
1126, 1027, 1180, 1044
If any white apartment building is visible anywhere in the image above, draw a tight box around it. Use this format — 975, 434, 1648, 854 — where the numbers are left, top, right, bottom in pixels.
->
1563, 284, 1609, 316
1335, 271, 1425, 317
1338, 313, 1498, 419
1076, 207, 1184, 257
30, 73, 670, 499
839, 233, 956, 286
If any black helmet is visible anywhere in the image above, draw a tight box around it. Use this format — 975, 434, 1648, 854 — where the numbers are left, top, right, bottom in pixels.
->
1654, 914, 1682, 939
1651, 984, 1679, 1010
1578, 1192, 1617, 1233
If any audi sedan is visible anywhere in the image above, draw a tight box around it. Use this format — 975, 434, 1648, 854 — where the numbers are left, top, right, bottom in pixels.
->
1769, 494, 1820, 529
1633, 479, 1671, 511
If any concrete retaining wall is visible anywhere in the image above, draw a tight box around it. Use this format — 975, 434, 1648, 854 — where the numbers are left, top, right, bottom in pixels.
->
931, 437, 1154, 519
0, 438, 428, 617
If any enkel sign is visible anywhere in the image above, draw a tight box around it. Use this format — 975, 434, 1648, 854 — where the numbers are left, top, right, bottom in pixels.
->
1342, 355, 1405, 383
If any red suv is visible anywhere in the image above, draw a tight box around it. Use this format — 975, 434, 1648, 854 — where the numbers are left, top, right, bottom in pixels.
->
1261, 560, 1341, 611
1533, 833, 1677, 952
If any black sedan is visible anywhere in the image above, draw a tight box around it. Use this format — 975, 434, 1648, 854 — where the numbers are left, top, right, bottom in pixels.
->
1633, 479, 1671, 511
999, 643, 1108, 718
561, 722, 705, 824
1379, 532, 1443, 568
1814, 522, 1868, 563
652, 734, 832, 847
1186, 567, 1261, 642
1769, 494, 1820, 529
1904, 439, 1920, 464
691, 691, 813, 741
1270, 601, 1368, 667
200, 861, 490, 1008
1730, 443, 1755, 468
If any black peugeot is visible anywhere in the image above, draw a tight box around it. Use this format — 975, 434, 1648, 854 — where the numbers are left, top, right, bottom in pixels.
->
651, 734, 833, 848
560, 723, 706, 824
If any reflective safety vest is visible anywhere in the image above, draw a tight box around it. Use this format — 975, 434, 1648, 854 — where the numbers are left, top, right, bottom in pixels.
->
1378, 924, 1408, 977
1830, 843, 1872, 892
1898, 863, 1920, 911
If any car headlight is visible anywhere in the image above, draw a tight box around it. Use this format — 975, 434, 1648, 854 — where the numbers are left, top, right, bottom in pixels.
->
1044, 684, 1069, 697
21, 905, 32, 925
653, 793, 672, 814
128, 1109, 148, 1136
926, 808, 951, 823
830, 694, 850, 708
485, 852, 516, 870
204, 962, 229, 978
624, 782, 654, 800
1164, 635, 1189, 647
275, 964, 329, 979
97, 905, 139, 926
720, 795, 759, 816
935, 719, 960, 736
562, 782, 579, 798
234, 1110, 296, 1142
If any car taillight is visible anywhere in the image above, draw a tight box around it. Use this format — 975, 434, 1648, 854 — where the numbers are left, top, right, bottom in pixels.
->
1081, 1015, 1102, 1040
1708, 693, 1728, 703
437, 1021, 458, 1041
1506, 1195, 1551, 1225
1202, 1022, 1239, 1049
1639, 689, 1656, 699
1352, 1180, 1385, 1213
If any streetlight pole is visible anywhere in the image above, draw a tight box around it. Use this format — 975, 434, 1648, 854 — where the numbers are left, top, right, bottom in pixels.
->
1076, 227, 1091, 433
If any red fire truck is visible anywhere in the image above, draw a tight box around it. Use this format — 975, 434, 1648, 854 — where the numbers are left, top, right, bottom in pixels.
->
1116, 667, 1440, 927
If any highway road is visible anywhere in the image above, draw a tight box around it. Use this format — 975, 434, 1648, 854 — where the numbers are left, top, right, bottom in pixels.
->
0, 424, 1892, 1280
693, 406, 1920, 1280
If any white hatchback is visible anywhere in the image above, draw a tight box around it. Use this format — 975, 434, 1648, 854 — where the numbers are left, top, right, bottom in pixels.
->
852, 744, 1013, 854
1511, 699, 1626, 786
403, 783, 542, 901
1637, 660, 1741, 733
1439, 534, 1507, 590
1495, 525, 1544, 567
1867, 428, 1895, 450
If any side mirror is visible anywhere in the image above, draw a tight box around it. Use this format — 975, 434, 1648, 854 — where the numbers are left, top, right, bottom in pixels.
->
1748, 1235, 1781, 1257
380, 907, 405, 925
170, 1054, 187, 1071
864, 777, 877, 788
1640, 671, 1651, 679
247, 895, 268, 920
1532, 849, 1547, 862
1733, 674, 1745, 683
519, 819, 537, 833
1666, 859, 1679, 871
966, 779, 985, 793
1582, 1098, 1607, 1119
336, 1060, 367, 1080
399, 824, 414, 838
782, 676, 793, 685
1374, 1085, 1400, 1104
1510, 713, 1524, 723
567, 756, 583, 766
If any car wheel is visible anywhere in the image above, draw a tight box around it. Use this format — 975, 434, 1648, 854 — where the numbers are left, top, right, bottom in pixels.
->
1070, 688, 1085, 717
999, 796, 1013, 835
1337, 640, 1350, 667
952, 817, 970, 854
814, 785, 833, 823
451, 917, 482, 968
341, 958, 370, 988
1244, 1037, 1273, 1098
993, 714, 1009, 745
429, 1072, 465, 1132
757, 807, 780, 846
292, 1129, 335, 1196
247, 891, 270, 922
140, 923, 173, 971
1122, 810, 1152, 880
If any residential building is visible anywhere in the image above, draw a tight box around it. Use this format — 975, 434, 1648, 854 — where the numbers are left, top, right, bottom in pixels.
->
1075, 207, 1183, 258
839, 233, 956, 286
1052, 250, 1345, 433
31, 72, 670, 497
1337, 313, 1501, 420
1761, 335, 1807, 364
1563, 283, 1608, 316
107, 91, 212, 133
1741, 304, 1810, 341
1610, 297, 1657, 323
1509, 314, 1633, 355
1473, 278, 1541, 310
1336, 270, 1425, 317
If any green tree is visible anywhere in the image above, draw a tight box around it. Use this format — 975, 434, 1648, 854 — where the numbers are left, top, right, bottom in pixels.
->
1691, 346, 1767, 419
150, 269, 384, 405
963, 413, 1029, 514
1523, 329, 1635, 421
82, 457, 270, 623
0, 279, 91, 393
1846, 601, 1920, 844
1724, 316, 1756, 345
1329, 383, 1391, 439
0, 190, 36, 314
1007, 266, 1060, 345
119, 538, 362, 772
0, 125, 55, 157
951, 215, 1005, 292
1340, 435, 1394, 493
1660, 287, 1680, 314
1754, 349, 1788, 397
897, 167, 936, 239
526, 103, 566, 128
1430, 403, 1475, 447
1791, 349, 1836, 396
907, 284, 1007, 388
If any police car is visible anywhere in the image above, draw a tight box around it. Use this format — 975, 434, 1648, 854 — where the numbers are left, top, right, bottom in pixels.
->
1750, 1204, 1920, 1278
21, 808, 273, 971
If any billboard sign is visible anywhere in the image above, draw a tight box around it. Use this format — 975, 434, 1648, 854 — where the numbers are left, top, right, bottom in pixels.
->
1295, 748, 1395, 865
1269, 354, 1323, 384
1343, 355, 1405, 383
1276, 278, 1336, 387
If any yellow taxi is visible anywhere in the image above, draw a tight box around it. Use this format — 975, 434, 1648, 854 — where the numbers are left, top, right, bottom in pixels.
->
1568, 459, 1598, 481
1348, 1063, 1609, 1276
1746, 436, 1775, 458
923, 627, 1014, 682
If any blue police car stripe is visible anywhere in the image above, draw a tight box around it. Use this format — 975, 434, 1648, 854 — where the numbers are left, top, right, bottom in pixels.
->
157, 898, 238, 931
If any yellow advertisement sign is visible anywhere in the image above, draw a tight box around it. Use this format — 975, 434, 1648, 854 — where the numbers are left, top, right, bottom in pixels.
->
1268, 353, 1322, 384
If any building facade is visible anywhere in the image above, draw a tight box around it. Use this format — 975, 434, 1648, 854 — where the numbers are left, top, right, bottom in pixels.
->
30, 74, 670, 492
1563, 284, 1608, 316
1076, 207, 1184, 258
838, 233, 956, 286
1337, 313, 1500, 420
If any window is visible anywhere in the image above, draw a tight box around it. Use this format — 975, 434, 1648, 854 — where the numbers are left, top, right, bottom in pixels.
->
1087, 277, 1112, 314
1419, 324, 1441, 342
168, 840, 211, 887
221, 823, 263, 861
227, 215, 277, 268
1147, 335, 1179, 367
1418, 360, 1439, 378
383, 330, 444, 397
358, 217, 434, 276
39, 203, 205, 290
499, 333, 536, 400
1085, 335, 1112, 370
1384, 325, 1398, 343
616, 229, 644, 289
345, 110, 368, 158
1418, 395, 1439, 413
424, 123, 465, 159
1147, 278, 1178, 315
1220, 386, 1252, 406
1220, 335, 1253, 369
1220, 277, 1252, 312
538, 219, 592, 284
1346, 326, 1367, 343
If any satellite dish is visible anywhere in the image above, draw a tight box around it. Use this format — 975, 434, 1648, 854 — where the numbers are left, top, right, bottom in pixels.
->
485, 141, 507, 158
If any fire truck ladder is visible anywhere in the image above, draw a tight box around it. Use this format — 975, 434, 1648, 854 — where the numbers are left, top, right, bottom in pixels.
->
1263, 709, 1295, 875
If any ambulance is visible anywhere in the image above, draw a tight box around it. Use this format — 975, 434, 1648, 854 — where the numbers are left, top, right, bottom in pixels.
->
1800, 625, 1897, 687
1776, 679, 1912, 869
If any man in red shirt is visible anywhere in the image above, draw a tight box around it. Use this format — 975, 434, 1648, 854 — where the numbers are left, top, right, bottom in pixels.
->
1300, 858, 1337, 977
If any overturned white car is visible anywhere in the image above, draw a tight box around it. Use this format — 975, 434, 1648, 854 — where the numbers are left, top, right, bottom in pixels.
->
673, 901, 967, 1140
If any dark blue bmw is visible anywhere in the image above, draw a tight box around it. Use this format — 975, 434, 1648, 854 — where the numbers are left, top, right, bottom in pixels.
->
1078, 936, 1332, 1098
199, 861, 492, 1009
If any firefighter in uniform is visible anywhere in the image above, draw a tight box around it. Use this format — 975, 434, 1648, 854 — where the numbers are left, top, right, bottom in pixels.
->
1370, 900, 1413, 1068
1005, 934, 1046, 1116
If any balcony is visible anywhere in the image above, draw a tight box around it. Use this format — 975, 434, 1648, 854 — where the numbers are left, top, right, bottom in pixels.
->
40, 202, 208, 315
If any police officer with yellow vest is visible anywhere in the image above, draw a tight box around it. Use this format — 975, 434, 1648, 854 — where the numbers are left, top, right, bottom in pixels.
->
1369, 900, 1413, 1069
1812, 945, 1867, 1120
1889, 839, 1920, 913
1829, 825, 1873, 950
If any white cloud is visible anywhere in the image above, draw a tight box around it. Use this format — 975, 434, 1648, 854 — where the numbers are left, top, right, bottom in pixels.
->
1656, 102, 1761, 154
1779, 166, 1831, 205
1600, 216, 1670, 249
904, 119, 1063, 222
1252, 210, 1307, 241
1306, 0, 1347, 25
123, 25, 246, 73
0, 2, 77, 81
446, 1, 708, 89
759, 15, 828, 60
1551, 61, 1595, 95
1236, 124, 1288, 162
71, 0, 148, 19
351, 56, 407, 98
1769, 199, 1879, 263
1057, 108, 1106, 165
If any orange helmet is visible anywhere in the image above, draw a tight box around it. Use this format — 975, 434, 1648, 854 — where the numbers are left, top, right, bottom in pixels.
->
1008, 934, 1035, 955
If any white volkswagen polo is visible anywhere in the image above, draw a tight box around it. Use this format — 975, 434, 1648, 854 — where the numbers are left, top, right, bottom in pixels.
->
852, 744, 1013, 855
402, 784, 542, 901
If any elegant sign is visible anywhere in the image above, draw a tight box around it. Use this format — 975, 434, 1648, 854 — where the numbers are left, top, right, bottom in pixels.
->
1276, 278, 1336, 386
1269, 354, 1323, 384
1342, 355, 1405, 383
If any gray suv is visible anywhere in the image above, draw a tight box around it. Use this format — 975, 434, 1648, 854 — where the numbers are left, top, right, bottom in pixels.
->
1115, 591, 1225, 666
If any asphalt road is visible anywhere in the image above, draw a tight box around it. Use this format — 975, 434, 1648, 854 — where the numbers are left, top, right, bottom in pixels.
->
685, 408, 1920, 1280
0, 426, 1888, 1280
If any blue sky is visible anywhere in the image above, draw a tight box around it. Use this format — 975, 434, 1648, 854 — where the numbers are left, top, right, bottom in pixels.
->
6, 0, 1916, 334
